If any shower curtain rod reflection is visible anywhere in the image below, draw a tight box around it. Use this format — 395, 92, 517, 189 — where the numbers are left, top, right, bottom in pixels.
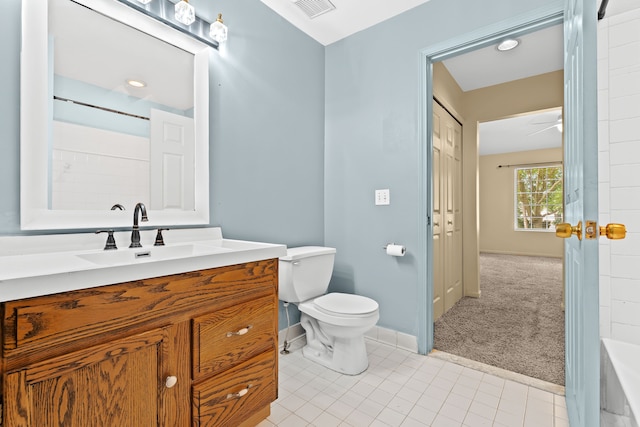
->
53, 96, 150, 121
497, 161, 563, 169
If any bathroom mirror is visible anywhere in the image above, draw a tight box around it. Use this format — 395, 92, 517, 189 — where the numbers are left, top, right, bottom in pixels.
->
21, 0, 210, 230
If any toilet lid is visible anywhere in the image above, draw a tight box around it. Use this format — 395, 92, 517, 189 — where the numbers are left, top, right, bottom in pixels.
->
314, 293, 379, 315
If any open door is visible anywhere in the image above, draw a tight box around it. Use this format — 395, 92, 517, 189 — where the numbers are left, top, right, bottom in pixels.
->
561, 0, 600, 424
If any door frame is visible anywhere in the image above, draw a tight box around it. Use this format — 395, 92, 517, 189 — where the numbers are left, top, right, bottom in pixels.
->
417, 5, 564, 354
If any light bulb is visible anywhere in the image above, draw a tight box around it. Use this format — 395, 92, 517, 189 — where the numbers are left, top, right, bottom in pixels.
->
126, 79, 146, 88
209, 13, 228, 43
175, 0, 195, 26
497, 39, 519, 51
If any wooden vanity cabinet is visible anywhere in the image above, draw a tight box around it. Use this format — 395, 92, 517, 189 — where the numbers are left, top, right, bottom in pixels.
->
0, 259, 279, 427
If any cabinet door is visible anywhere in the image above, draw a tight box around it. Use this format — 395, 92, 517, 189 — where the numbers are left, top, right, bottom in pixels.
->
3, 326, 186, 427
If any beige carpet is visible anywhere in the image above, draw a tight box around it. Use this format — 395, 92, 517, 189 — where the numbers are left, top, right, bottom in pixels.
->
434, 253, 565, 385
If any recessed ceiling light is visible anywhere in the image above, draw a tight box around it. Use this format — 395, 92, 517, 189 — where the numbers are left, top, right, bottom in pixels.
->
497, 38, 520, 52
126, 79, 147, 88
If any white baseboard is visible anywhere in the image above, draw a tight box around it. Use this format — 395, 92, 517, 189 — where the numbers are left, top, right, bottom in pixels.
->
365, 325, 419, 353
279, 324, 419, 354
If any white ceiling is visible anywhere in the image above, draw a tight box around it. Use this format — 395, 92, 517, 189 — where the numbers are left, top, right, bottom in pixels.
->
478, 108, 563, 156
441, 24, 564, 92
260, 0, 432, 46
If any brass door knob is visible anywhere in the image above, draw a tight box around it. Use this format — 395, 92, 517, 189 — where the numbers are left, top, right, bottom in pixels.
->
600, 223, 626, 240
556, 221, 582, 240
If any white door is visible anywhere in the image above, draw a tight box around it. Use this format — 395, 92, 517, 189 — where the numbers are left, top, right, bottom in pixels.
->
562, 0, 599, 424
433, 101, 463, 320
150, 109, 195, 210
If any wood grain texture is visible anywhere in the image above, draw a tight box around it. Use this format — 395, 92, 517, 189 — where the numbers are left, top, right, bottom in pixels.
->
160, 321, 191, 426
1, 259, 279, 426
2, 259, 277, 370
192, 350, 276, 427
193, 295, 276, 379
7, 327, 167, 426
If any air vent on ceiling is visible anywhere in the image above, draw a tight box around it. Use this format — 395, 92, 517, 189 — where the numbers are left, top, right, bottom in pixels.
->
292, 0, 336, 19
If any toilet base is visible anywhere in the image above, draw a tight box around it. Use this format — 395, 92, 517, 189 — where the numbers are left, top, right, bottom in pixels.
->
302, 334, 369, 376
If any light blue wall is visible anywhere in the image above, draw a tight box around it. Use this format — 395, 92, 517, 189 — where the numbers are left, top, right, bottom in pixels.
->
207, 1, 325, 247
0, 0, 324, 241
324, 0, 563, 339
0, 0, 324, 328
206, 0, 325, 329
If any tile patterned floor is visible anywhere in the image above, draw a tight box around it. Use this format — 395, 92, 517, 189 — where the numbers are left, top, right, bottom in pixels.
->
259, 340, 569, 427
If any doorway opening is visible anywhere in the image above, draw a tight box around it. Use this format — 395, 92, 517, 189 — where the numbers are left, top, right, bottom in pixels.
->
426, 23, 566, 388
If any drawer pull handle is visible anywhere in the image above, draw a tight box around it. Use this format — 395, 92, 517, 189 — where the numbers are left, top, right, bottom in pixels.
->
165, 376, 178, 389
227, 325, 253, 337
226, 384, 252, 400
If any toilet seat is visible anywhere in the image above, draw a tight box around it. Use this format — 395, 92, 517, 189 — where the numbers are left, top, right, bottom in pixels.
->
313, 293, 378, 316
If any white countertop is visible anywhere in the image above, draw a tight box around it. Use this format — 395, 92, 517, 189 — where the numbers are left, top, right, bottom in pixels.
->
0, 227, 286, 302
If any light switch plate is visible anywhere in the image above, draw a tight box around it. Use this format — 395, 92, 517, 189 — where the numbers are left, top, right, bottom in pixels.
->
375, 189, 390, 206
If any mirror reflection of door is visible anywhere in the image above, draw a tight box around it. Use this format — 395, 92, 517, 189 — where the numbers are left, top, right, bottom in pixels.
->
150, 109, 195, 211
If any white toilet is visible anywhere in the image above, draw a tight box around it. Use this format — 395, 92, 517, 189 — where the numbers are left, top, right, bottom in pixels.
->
279, 246, 379, 375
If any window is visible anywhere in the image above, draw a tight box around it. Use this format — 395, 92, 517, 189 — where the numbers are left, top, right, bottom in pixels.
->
515, 165, 563, 231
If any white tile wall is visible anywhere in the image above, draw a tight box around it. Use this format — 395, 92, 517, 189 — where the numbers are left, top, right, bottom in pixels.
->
51, 121, 150, 211
598, 4, 640, 345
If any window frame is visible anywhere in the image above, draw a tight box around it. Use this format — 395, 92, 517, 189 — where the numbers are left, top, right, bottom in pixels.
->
513, 163, 564, 232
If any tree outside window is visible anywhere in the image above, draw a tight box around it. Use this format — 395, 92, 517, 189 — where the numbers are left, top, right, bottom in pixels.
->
515, 165, 563, 231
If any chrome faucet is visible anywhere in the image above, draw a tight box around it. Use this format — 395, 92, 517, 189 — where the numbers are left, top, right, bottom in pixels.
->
129, 202, 148, 248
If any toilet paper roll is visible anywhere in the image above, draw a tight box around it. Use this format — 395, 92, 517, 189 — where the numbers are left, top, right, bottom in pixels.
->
386, 244, 406, 257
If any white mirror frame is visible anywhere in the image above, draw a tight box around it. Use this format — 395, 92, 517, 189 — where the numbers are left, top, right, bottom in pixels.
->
21, 0, 210, 230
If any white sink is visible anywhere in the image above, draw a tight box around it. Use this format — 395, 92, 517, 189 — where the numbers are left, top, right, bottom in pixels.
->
0, 227, 287, 303
77, 244, 231, 266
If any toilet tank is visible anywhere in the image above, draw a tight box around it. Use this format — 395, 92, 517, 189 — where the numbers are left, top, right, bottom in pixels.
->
278, 246, 336, 303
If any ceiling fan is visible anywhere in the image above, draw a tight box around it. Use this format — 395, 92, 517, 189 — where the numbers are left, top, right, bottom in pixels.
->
528, 114, 563, 136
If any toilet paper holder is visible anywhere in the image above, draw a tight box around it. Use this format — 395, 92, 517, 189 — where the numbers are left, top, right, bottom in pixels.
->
383, 243, 406, 256
383, 243, 402, 249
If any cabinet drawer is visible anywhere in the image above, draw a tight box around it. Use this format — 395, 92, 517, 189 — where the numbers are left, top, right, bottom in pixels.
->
192, 349, 276, 427
193, 295, 276, 379
2, 260, 277, 359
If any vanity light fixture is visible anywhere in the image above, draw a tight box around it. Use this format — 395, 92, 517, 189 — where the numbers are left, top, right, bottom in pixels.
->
175, 0, 196, 26
209, 13, 228, 43
126, 79, 147, 88
497, 38, 519, 52
115, 0, 221, 49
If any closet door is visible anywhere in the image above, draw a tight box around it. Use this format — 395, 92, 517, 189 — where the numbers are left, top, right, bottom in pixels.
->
433, 101, 463, 320
432, 102, 444, 320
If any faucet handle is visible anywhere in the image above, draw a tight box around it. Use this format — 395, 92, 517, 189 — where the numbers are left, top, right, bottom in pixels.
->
154, 228, 169, 246
96, 230, 117, 250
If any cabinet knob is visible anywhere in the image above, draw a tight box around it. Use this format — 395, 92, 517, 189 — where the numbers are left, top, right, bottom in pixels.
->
165, 376, 178, 389
226, 325, 252, 337
226, 384, 252, 399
